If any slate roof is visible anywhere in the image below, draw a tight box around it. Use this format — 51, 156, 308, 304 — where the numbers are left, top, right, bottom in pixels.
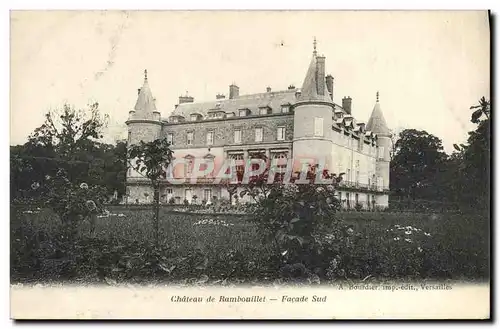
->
297, 55, 332, 103
366, 100, 390, 136
134, 72, 158, 113
170, 89, 298, 118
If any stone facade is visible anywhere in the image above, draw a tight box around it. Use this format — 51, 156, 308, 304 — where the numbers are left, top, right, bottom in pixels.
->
125, 43, 391, 209
164, 114, 294, 150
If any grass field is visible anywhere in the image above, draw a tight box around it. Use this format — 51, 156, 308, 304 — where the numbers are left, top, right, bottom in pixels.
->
10, 205, 490, 284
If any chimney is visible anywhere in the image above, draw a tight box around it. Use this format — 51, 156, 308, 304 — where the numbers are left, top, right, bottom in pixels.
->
288, 85, 295, 90
216, 94, 226, 100
229, 84, 239, 99
326, 75, 334, 99
266, 86, 271, 93
179, 95, 194, 104
342, 96, 352, 115
316, 56, 326, 96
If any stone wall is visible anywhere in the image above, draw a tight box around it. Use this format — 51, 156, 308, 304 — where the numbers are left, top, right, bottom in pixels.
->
162, 114, 294, 149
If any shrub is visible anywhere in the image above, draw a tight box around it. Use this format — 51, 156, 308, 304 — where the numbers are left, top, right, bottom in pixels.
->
42, 169, 107, 239
244, 166, 345, 280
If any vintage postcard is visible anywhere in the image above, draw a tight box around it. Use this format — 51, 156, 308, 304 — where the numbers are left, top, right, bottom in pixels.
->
10, 10, 491, 320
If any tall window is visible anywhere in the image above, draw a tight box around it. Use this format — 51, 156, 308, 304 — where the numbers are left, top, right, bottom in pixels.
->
230, 153, 245, 182
355, 160, 360, 183
203, 189, 212, 202
206, 131, 214, 145
353, 139, 359, 150
255, 127, 263, 142
277, 127, 285, 141
167, 133, 174, 145
314, 117, 324, 136
187, 132, 194, 145
184, 156, 193, 177
234, 130, 242, 144
347, 168, 351, 182
378, 146, 385, 159
185, 189, 192, 202
128, 131, 132, 144
272, 152, 288, 181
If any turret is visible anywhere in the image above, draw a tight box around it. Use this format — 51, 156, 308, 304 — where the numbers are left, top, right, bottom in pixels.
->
125, 70, 163, 184
126, 69, 162, 145
366, 91, 390, 208
292, 38, 334, 174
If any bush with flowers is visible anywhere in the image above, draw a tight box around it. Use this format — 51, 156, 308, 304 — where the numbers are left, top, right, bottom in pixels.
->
243, 164, 347, 282
42, 169, 108, 238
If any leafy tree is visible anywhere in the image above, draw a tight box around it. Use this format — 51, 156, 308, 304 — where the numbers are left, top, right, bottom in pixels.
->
452, 97, 490, 211
390, 129, 448, 200
10, 102, 129, 204
25, 102, 109, 184
128, 138, 174, 246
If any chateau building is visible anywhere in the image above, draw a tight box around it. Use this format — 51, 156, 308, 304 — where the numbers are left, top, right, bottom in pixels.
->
126, 40, 391, 209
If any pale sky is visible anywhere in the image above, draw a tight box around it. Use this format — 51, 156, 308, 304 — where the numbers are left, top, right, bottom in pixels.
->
10, 10, 490, 153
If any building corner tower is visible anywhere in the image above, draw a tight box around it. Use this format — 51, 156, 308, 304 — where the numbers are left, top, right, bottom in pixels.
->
366, 92, 391, 208
292, 38, 335, 175
125, 69, 162, 203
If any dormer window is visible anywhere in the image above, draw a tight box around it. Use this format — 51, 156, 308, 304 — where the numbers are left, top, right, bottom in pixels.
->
226, 112, 235, 118
169, 115, 185, 123
281, 105, 290, 113
239, 109, 250, 117
259, 106, 271, 115
334, 109, 343, 120
190, 114, 202, 121
208, 110, 225, 119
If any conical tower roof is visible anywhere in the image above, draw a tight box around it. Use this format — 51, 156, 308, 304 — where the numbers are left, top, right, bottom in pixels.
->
298, 38, 332, 103
134, 69, 158, 113
366, 91, 390, 136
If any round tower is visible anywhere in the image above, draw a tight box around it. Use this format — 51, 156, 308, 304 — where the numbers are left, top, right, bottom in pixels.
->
366, 91, 391, 208
292, 39, 334, 176
126, 69, 162, 145
125, 69, 162, 203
